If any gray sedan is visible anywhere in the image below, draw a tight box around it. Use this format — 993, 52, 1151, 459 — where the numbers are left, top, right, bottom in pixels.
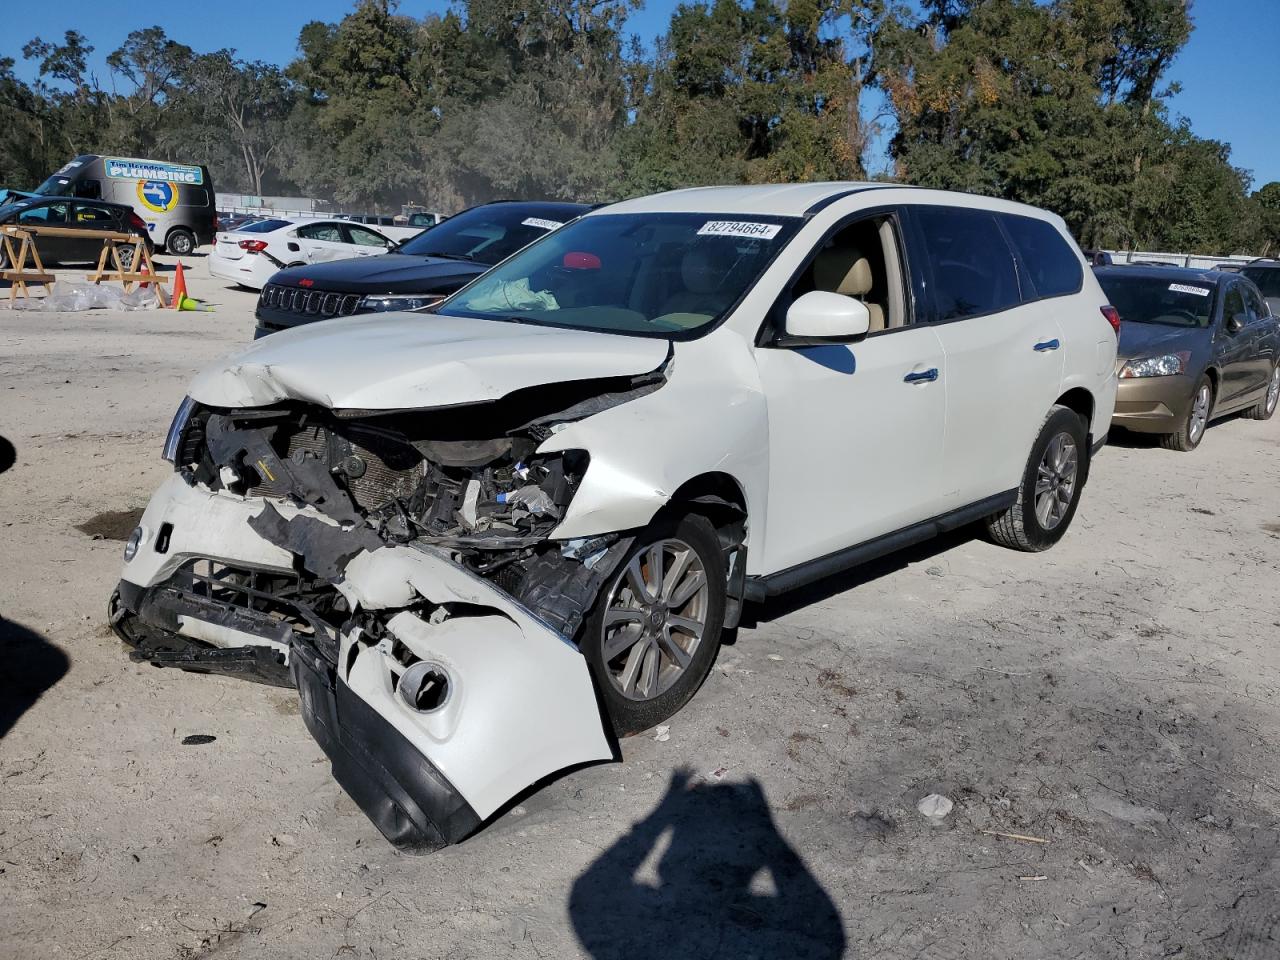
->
1096, 266, 1280, 451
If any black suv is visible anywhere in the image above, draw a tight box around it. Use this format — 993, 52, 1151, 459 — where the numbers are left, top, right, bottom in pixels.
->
1241, 260, 1280, 316
0, 195, 152, 268
253, 200, 592, 338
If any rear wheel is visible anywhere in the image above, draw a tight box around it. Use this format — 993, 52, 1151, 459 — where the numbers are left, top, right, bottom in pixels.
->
581, 513, 725, 737
1160, 376, 1212, 451
1243, 364, 1280, 420
166, 227, 196, 257
987, 405, 1088, 552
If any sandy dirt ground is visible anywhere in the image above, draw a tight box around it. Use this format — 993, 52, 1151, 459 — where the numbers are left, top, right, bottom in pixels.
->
2, 255, 1279, 960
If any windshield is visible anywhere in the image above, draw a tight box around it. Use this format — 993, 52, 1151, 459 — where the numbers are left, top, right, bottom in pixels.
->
1242, 267, 1280, 299
34, 175, 74, 197
436, 213, 802, 338
1097, 275, 1216, 328
0, 201, 30, 221
399, 205, 578, 265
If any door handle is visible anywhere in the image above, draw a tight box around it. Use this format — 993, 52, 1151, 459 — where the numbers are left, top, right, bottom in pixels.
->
1034, 339, 1061, 352
903, 368, 939, 384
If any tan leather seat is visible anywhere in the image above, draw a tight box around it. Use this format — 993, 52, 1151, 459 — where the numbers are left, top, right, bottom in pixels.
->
660, 247, 729, 316
813, 246, 885, 331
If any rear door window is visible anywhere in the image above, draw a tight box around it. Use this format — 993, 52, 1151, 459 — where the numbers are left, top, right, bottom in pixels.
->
73, 203, 115, 227
913, 206, 1021, 322
1000, 214, 1083, 299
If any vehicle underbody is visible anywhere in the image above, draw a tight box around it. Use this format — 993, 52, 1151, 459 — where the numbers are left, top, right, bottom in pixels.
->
110, 366, 673, 851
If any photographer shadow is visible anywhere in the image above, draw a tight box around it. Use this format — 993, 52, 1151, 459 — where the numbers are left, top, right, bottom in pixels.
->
0, 616, 69, 740
569, 770, 845, 959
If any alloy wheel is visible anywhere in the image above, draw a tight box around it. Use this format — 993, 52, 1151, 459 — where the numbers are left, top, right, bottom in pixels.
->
1268, 366, 1280, 415
1034, 432, 1078, 530
1189, 382, 1211, 443
599, 538, 710, 702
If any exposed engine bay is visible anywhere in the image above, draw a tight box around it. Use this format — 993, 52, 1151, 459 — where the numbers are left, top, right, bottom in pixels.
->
110, 364, 673, 850
134, 364, 666, 662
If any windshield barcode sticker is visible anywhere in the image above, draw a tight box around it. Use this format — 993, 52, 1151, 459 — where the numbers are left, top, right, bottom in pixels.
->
697, 221, 782, 239
522, 217, 564, 230
1169, 283, 1210, 297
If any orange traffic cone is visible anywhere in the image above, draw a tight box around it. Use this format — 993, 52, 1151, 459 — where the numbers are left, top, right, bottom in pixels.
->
171, 260, 188, 309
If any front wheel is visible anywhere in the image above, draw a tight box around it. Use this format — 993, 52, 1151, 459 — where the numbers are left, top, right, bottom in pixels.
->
987, 405, 1088, 552
581, 514, 725, 737
1243, 364, 1280, 421
1160, 375, 1212, 451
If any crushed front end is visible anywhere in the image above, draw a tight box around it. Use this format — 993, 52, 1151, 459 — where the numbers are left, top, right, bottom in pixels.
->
111, 371, 663, 850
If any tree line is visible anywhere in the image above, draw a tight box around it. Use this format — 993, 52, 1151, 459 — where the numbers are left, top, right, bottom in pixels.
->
2, 0, 1277, 256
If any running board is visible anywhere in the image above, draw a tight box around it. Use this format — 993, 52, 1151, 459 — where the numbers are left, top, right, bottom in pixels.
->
744, 490, 1017, 601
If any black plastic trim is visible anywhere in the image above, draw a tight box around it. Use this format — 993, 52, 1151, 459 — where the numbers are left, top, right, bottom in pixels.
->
802, 184, 895, 217
744, 490, 1017, 599
291, 639, 482, 854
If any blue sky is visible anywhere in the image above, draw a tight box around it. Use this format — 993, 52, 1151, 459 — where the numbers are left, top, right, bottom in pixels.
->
4, 0, 1276, 188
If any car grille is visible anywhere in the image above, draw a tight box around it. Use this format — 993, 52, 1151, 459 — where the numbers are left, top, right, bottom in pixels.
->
259, 283, 362, 319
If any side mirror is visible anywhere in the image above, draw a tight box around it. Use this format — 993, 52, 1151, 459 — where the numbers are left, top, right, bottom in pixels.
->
1226, 312, 1246, 333
783, 291, 871, 341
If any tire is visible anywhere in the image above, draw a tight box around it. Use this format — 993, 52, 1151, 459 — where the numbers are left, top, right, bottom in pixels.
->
166, 228, 196, 257
581, 513, 725, 737
1159, 375, 1212, 451
1243, 364, 1280, 421
117, 244, 134, 271
987, 405, 1089, 552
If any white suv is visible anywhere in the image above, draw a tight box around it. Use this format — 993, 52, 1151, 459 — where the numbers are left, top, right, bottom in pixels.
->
111, 183, 1119, 851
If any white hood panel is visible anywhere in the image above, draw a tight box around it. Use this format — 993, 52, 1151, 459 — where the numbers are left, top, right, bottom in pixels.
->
188, 313, 670, 410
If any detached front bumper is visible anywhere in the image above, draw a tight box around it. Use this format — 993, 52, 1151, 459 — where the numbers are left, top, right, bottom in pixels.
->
112, 474, 614, 850
1111, 373, 1195, 433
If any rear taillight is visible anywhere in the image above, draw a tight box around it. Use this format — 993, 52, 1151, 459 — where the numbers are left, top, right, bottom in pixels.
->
238, 239, 268, 253
1100, 305, 1121, 335
128, 212, 148, 232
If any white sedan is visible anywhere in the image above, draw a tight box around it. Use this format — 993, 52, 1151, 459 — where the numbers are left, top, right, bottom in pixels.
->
208, 217, 397, 290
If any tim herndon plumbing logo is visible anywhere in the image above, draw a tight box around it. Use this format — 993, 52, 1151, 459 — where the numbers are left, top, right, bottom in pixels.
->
105, 158, 203, 185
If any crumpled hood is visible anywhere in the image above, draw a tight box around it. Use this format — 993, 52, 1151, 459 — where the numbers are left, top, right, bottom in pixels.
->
188, 312, 670, 410
1116, 322, 1209, 361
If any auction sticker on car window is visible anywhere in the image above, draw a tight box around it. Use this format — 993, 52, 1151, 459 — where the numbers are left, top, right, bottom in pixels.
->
697, 221, 783, 239
522, 217, 564, 230
1169, 283, 1211, 297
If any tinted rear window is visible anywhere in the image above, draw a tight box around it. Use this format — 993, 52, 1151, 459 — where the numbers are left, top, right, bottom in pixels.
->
1242, 267, 1280, 299
399, 205, 580, 265
236, 218, 290, 233
915, 206, 1021, 321
1000, 214, 1082, 298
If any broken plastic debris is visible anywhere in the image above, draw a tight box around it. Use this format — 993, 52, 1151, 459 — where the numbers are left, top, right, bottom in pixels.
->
916, 793, 953, 821
497, 485, 560, 517
181, 734, 217, 746
652, 725, 671, 742
766, 654, 784, 662
707, 766, 729, 781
